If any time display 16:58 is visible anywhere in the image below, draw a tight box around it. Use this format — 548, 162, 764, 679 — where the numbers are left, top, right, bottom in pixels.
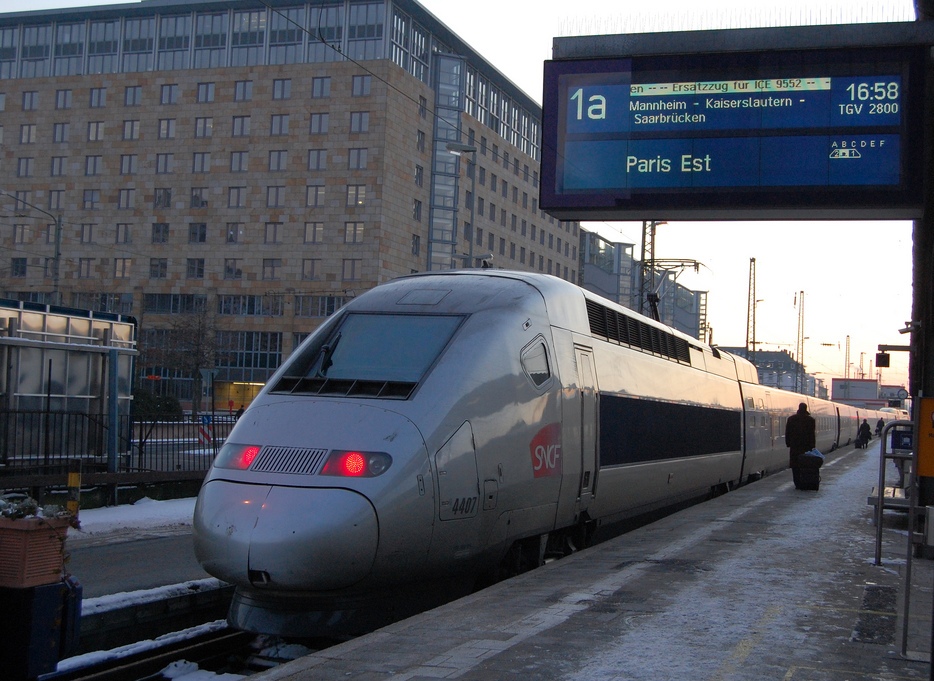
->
845, 81, 899, 101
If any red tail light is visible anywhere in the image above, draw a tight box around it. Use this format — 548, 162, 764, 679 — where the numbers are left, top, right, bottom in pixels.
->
214, 443, 261, 470
320, 450, 392, 477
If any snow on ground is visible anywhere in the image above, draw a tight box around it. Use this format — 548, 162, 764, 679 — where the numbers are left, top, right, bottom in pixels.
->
68, 496, 197, 541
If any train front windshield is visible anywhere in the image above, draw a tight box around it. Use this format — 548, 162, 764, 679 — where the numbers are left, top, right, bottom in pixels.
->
284, 313, 463, 384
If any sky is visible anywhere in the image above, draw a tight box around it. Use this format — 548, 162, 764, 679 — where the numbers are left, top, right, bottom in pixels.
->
1, 0, 919, 387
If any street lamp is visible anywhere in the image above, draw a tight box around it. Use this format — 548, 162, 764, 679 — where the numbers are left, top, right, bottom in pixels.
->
0, 189, 63, 304
445, 142, 477, 268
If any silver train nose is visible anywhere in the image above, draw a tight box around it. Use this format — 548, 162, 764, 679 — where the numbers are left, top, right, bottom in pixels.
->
194, 481, 378, 590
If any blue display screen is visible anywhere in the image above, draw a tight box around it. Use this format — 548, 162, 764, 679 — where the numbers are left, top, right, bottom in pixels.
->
541, 47, 925, 220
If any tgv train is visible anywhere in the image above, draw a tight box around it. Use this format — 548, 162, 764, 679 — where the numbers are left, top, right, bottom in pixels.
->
193, 271, 886, 636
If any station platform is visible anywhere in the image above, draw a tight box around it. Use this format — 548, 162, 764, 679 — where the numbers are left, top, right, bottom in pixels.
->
250, 443, 933, 681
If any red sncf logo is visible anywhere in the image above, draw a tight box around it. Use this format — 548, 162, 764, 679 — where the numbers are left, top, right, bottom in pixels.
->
530, 423, 562, 478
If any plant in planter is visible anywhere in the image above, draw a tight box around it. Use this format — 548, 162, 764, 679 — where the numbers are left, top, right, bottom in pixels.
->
0, 494, 78, 589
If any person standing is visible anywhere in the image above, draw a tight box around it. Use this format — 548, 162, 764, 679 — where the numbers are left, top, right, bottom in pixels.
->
786, 402, 816, 490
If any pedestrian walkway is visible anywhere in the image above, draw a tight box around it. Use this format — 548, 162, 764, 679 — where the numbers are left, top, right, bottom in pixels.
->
254, 443, 932, 681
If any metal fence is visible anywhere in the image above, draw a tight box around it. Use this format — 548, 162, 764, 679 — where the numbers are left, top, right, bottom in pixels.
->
0, 410, 233, 475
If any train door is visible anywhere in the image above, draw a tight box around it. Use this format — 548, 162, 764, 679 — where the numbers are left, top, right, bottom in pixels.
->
575, 347, 597, 510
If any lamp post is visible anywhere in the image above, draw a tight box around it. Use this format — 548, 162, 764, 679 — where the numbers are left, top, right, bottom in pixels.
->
0, 190, 62, 304
445, 142, 477, 268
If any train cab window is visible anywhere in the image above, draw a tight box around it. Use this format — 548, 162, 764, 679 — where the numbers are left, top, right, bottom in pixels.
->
281, 313, 463, 386
521, 338, 551, 388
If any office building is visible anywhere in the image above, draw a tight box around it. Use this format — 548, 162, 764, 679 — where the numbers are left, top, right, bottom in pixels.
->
0, 0, 581, 405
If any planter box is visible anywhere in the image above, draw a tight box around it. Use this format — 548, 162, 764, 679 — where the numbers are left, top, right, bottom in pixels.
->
0, 516, 70, 588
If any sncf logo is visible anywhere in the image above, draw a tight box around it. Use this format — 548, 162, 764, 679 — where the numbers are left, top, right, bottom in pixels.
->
530, 423, 562, 478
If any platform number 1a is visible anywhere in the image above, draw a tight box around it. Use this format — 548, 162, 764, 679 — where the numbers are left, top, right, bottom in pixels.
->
571, 88, 606, 120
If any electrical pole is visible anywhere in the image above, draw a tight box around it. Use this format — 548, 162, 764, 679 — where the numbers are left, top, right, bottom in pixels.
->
746, 258, 756, 365
795, 290, 805, 393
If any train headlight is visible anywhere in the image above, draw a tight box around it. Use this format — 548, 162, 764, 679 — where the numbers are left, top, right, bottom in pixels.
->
320, 450, 392, 478
213, 443, 261, 470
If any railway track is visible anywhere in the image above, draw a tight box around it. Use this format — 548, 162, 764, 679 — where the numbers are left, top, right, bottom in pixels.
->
38, 626, 317, 681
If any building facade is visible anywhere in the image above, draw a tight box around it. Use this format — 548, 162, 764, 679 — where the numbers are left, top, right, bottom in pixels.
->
0, 0, 581, 406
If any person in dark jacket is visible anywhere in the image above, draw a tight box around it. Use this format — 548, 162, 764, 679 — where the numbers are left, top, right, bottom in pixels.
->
858, 419, 872, 445
786, 402, 816, 490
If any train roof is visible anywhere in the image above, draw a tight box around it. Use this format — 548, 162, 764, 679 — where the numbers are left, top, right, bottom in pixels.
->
382, 270, 758, 383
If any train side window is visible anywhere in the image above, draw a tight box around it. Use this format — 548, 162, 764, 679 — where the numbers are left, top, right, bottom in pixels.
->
744, 397, 754, 410
521, 337, 551, 388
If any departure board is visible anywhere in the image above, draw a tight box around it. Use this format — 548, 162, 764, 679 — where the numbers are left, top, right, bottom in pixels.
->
540, 46, 926, 220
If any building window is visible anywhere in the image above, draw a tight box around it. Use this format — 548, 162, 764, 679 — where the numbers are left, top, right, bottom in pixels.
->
186, 258, 205, 279
124, 85, 142, 106
50, 156, 68, 177
309, 113, 329, 134
232, 115, 250, 136
311, 77, 330, 98
89, 87, 107, 108
83, 190, 100, 209
114, 258, 132, 278
115, 223, 131, 243
415, 165, 424, 187
158, 118, 176, 139
348, 148, 367, 169
192, 152, 211, 173
419, 95, 427, 118
22, 91, 38, 111
152, 222, 169, 243
53, 122, 69, 143
346, 185, 366, 207
17, 157, 33, 177
190, 187, 209, 208
307, 149, 326, 170
267, 186, 285, 207
13, 224, 28, 244
226, 223, 241, 243
262, 258, 281, 280
416, 129, 425, 152
197, 82, 215, 103
48, 190, 64, 210
350, 111, 369, 133
11, 258, 27, 277
55, 89, 72, 109
160, 84, 179, 104
156, 153, 173, 174
120, 154, 139, 175
118, 188, 135, 209
150, 258, 167, 278
352, 74, 371, 96
224, 258, 242, 279
188, 222, 207, 243
230, 151, 249, 172
342, 259, 362, 281
344, 221, 364, 243
154, 188, 172, 209
78, 258, 93, 278
20, 124, 36, 144
195, 117, 213, 138
268, 150, 288, 171
270, 114, 289, 136
234, 80, 253, 101
228, 186, 246, 208
302, 258, 319, 280
412, 234, 420, 255
87, 121, 105, 141
123, 120, 140, 140
304, 222, 323, 243
272, 78, 291, 100
306, 184, 325, 207
264, 222, 281, 243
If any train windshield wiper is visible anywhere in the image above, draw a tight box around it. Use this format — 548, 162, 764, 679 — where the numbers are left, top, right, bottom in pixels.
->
316, 332, 342, 377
